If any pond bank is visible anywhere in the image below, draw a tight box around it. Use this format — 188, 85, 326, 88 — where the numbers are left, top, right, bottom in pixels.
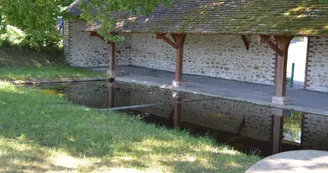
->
0, 81, 259, 172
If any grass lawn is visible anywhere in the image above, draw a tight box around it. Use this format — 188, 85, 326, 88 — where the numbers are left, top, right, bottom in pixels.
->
0, 66, 108, 81
0, 82, 260, 172
0, 45, 108, 81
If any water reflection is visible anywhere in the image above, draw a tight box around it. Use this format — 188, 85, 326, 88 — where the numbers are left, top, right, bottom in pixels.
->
38, 81, 328, 157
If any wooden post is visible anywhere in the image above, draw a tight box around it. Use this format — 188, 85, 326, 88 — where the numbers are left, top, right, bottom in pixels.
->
271, 108, 285, 154
276, 40, 289, 97
109, 42, 116, 75
172, 34, 186, 87
156, 33, 186, 86
257, 35, 293, 104
272, 36, 293, 105
89, 32, 117, 76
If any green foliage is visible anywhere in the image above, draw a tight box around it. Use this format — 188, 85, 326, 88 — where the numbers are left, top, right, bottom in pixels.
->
79, 0, 173, 42
283, 111, 302, 142
320, 0, 328, 4
0, 25, 25, 46
0, 0, 75, 47
0, 0, 172, 46
0, 44, 66, 68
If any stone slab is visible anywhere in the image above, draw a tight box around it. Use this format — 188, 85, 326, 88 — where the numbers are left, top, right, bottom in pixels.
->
246, 150, 328, 173
272, 96, 291, 105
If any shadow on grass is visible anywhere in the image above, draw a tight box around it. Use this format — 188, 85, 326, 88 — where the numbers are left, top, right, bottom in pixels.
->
0, 140, 72, 172
0, 83, 259, 172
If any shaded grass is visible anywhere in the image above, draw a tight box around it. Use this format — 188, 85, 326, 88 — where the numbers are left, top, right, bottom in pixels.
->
0, 45, 65, 68
0, 66, 108, 81
0, 45, 108, 81
0, 82, 260, 172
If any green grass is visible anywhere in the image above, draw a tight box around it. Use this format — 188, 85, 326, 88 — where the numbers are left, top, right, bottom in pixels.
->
0, 66, 108, 81
0, 45, 108, 81
0, 82, 260, 172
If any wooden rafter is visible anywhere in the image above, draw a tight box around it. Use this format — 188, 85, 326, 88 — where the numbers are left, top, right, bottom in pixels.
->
90, 32, 104, 41
241, 35, 249, 50
257, 35, 283, 56
156, 33, 178, 49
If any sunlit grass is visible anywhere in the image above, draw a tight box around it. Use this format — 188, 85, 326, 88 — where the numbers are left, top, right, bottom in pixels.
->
0, 82, 260, 172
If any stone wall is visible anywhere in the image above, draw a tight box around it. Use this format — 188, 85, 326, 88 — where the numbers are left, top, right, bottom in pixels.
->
129, 34, 276, 85
302, 113, 328, 151
64, 20, 131, 67
66, 19, 277, 85
306, 37, 328, 92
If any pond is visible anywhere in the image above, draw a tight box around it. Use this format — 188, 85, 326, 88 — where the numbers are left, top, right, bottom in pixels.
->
37, 81, 328, 157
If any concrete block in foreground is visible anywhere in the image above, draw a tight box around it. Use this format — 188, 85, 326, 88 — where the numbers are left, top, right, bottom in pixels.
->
246, 150, 328, 173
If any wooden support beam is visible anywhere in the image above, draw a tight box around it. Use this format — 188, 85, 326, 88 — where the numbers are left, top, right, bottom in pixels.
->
156, 33, 187, 86
241, 35, 249, 51
90, 31, 103, 40
155, 33, 178, 49
172, 34, 186, 84
258, 35, 293, 104
109, 41, 116, 75
274, 36, 293, 97
258, 35, 283, 56
89, 31, 116, 75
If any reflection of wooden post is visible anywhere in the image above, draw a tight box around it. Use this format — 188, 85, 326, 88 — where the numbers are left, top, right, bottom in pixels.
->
172, 92, 182, 128
108, 83, 115, 108
271, 108, 286, 154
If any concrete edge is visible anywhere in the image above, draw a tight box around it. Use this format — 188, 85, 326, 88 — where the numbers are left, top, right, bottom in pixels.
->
10, 77, 113, 85
246, 150, 328, 173
115, 77, 328, 116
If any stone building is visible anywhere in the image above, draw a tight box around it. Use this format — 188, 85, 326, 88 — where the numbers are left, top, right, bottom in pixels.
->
65, 0, 328, 104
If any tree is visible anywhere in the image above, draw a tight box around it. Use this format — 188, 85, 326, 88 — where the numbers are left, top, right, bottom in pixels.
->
0, 0, 171, 47
79, 0, 172, 42
0, 0, 74, 47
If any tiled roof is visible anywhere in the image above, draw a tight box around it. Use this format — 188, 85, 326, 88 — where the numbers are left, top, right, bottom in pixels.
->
66, 0, 83, 16
67, 0, 328, 36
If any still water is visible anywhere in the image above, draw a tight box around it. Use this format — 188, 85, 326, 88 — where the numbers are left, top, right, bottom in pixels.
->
38, 81, 328, 157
